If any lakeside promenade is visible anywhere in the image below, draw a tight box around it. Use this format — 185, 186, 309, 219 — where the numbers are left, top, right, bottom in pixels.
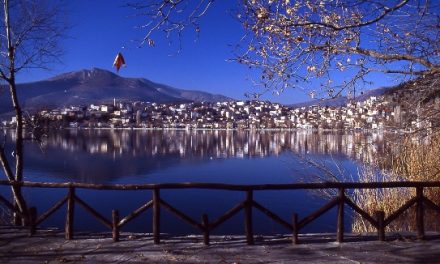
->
1, 226, 439, 263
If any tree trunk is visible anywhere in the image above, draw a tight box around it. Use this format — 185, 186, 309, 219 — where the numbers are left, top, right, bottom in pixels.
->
3, 0, 28, 225
10, 80, 28, 225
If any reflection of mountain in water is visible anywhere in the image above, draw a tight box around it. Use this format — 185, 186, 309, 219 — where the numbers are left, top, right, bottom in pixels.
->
4, 129, 387, 183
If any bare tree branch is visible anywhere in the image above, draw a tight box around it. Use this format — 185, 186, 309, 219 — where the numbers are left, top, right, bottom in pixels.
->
131, 0, 440, 98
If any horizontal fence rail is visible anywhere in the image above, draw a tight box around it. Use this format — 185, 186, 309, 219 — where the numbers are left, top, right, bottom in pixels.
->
0, 180, 439, 245
1, 180, 440, 190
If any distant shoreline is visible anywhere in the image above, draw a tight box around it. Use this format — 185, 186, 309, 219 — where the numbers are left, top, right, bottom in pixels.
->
1, 125, 408, 134
63, 127, 380, 132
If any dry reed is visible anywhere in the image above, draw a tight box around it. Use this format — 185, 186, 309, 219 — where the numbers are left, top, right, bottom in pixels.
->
352, 132, 440, 233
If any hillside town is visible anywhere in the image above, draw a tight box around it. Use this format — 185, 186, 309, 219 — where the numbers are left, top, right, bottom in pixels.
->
2, 88, 439, 131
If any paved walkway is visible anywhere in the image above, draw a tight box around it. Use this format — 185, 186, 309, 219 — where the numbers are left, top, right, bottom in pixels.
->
1, 226, 439, 263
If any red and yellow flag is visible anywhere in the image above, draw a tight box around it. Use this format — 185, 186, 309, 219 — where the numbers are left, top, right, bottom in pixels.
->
113, 52, 125, 72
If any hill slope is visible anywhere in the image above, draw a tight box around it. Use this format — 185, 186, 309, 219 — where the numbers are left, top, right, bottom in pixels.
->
291, 87, 391, 108
0, 68, 232, 115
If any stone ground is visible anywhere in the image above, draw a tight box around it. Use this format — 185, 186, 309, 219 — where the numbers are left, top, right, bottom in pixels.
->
1, 226, 440, 263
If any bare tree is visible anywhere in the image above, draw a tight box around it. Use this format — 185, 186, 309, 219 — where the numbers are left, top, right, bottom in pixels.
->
130, 0, 439, 98
0, 0, 65, 224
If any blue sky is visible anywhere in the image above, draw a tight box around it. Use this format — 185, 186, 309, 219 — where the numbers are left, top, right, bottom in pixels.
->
16, 0, 397, 104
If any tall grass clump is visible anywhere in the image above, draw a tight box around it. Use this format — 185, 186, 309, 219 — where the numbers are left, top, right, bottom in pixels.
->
352, 132, 440, 233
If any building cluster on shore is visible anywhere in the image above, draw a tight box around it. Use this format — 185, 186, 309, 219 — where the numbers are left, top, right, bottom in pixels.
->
1, 90, 438, 130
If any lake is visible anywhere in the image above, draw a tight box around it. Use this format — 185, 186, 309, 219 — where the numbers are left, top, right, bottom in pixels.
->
0, 129, 386, 234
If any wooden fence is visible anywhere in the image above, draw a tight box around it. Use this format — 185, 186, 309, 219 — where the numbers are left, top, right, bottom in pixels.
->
0, 180, 439, 245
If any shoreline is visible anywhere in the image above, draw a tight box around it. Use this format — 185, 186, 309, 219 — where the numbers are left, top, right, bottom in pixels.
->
1, 126, 408, 134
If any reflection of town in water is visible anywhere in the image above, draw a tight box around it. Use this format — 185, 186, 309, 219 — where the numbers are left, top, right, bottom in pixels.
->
38, 129, 387, 162
2, 129, 393, 183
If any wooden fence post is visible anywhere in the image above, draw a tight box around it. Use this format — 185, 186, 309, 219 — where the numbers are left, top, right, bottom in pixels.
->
202, 214, 209, 245
65, 186, 75, 240
337, 188, 345, 243
245, 190, 254, 245
416, 187, 425, 239
153, 188, 161, 244
292, 213, 299, 244
375, 211, 385, 241
112, 209, 119, 242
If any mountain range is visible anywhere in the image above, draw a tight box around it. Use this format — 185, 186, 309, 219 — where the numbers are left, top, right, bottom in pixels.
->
0, 68, 232, 115
1, 67, 410, 117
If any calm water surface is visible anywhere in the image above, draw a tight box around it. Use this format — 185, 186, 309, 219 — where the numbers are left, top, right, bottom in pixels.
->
1, 129, 386, 234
